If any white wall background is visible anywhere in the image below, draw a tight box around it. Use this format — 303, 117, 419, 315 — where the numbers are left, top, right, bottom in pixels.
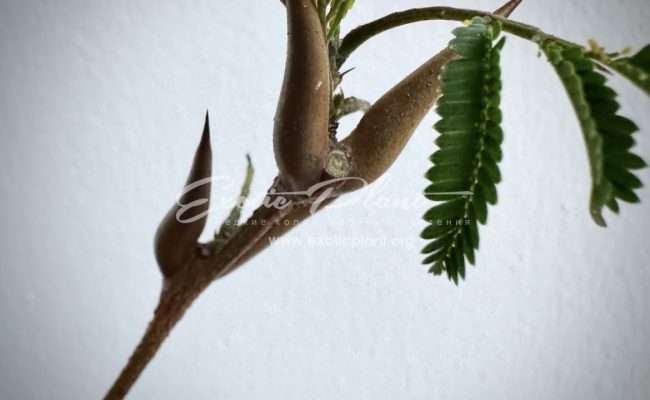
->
1, 0, 649, 399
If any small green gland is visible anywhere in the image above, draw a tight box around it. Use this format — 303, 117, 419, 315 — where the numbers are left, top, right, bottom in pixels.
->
325, 150, 351, 178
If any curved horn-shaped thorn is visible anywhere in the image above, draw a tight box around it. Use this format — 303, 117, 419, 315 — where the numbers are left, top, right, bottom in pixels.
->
339, 0, 524, 193
340, 48, 457, 193
494, 0, 524, 18
274, 0, 330, 192
154, 112, 212, 278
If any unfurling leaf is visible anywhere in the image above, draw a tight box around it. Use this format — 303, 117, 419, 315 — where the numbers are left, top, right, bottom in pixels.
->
327, 0, 356, 40
208, 155, 255, 253
421, 17, 505, 284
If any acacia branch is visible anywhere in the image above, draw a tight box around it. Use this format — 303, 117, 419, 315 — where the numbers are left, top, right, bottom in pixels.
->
105, 200, 294, 399
104, 1, 526, 398
336, 0, 580, 67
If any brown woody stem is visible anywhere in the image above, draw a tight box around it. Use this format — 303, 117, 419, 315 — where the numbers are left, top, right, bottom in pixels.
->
104, 270, 207, 399
105, 200, 295, 399
106, 1, 528, 397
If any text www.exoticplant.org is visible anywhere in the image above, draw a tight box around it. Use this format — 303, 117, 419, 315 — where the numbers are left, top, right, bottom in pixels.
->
268, 235, 415, 249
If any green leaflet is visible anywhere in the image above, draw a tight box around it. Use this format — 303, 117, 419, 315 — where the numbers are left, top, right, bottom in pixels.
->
332, 92, 371, 121
421, 17, 505, 284
327, 0, 355, 40
207, 155, 255, 254
283, 0, 354, 41
542, 41, 646, 226
590, 44, 650, 96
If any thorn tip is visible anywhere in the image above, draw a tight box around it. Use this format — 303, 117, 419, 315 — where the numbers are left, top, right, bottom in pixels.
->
201, 112, 211, 146
494, 0, 524, 18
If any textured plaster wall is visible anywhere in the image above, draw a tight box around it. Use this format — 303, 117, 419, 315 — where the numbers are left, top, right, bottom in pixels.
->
1, 0, 649, 399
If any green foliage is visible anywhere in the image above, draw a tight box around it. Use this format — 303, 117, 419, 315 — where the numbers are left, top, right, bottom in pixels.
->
275, 1, 648, 280
590, 44, 650, 96
421, 17, 505, 283
326, 0, 356, 41
542, 41, 646, 226
207, 156, 255, 253
331, 92, 370, 121
278, 0, 356, 43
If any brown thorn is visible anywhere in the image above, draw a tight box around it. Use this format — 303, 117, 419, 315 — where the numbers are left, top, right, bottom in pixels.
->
494, 0, 524, 18
154, 113, 213, 278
